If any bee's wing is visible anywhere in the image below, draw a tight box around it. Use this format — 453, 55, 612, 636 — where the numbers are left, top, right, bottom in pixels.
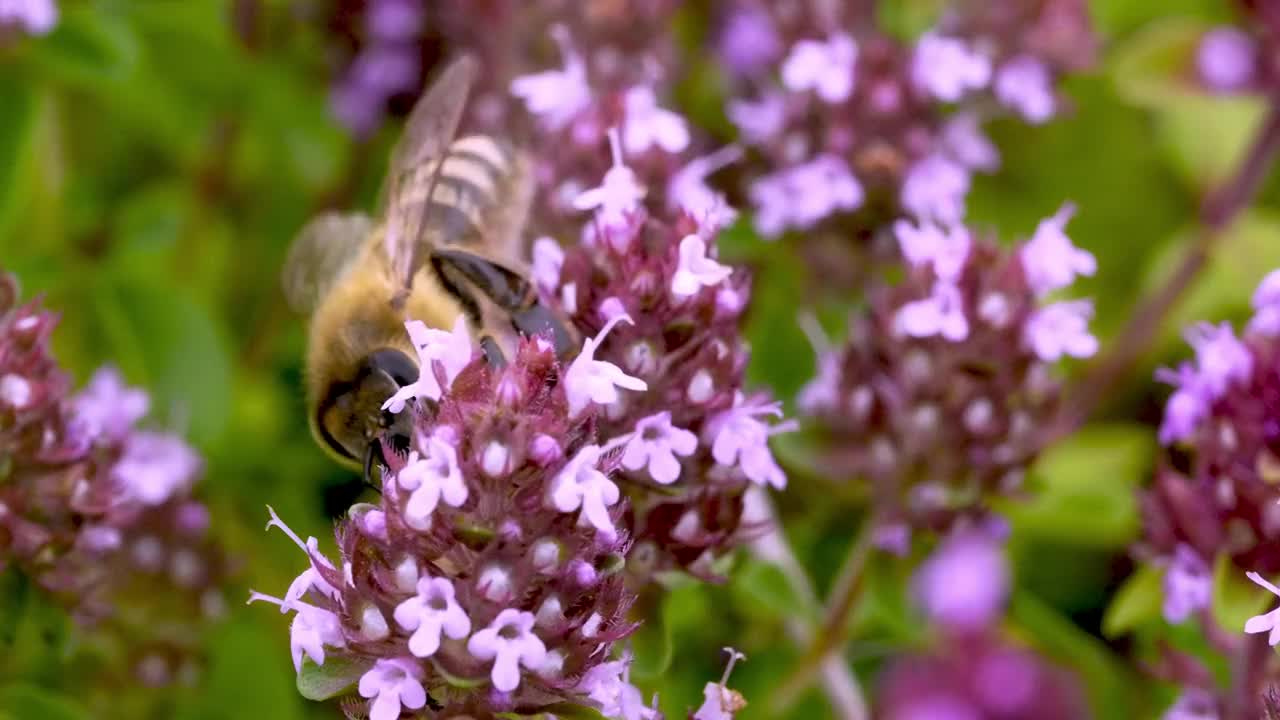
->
281, 211, 374, 314
383, 54, 479, 300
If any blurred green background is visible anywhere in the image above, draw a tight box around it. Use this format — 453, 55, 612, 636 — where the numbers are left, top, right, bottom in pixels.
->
2, 0, 1278, 718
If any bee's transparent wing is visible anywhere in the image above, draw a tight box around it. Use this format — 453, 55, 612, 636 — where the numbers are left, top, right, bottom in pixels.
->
383, 54, 479, 300
281, 212, 374, 314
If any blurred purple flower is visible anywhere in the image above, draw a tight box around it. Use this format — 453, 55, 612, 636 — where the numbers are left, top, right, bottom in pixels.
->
718, 6, 781, 77
510, 27, 593, 132
751, 155, 864, 236
913, 531, 1009, 630
1198, 27, 1256, 92
74, 366, 149, 442
1022, 300, 1097, 361
901, 154, 970, 225
359, 658, 427, 720
366, 0, 423, 43
781, 34, 858, 103
896, 281, 970, 342
622, 86, 690, 155
941, 112, 1000, 172
1186, 322, 1252, 397
1248, 269, 1280, 336
895, 219, 971, 281
1019, 203, 1095, 297
1245, 571, 1280, 645
912, 32, 991, 102
727, 93, 786, 144
0, 0, 56, 35
113, 432, 201, 507
1163, 544, 1211, 623
994, 56, 1057, 123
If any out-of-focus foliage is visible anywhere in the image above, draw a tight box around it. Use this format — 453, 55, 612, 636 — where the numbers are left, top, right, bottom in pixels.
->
0, 0, 1276, 718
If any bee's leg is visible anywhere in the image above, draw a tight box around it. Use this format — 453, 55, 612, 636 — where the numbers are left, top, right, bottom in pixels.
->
479, 335, 508, 368
431, 248, 576, 357
429, 254, 484, 327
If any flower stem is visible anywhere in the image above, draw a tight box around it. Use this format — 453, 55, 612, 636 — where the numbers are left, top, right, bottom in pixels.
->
1054, 91, 1280, 436
747, 489, 869, 720
760, 500, 877, 715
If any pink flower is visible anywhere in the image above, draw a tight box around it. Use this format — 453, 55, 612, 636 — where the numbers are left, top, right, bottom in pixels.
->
247, 592, 346, 672
358, 658, 427, 720
621, 411, 698, 484
549, 445, 621, 535
1198, 27, 1256, 92
668, 145, 742, 233
396, 431, 468, 530
577, 659, 657, 720
672, 235, 733, 298
1244, 571, 1280, 645
781, 34, 858, 103
894, 220, 971, 282
913, 531, 1009, 630
750, 155, 864, 236
0, 0, 56, 35
574, 130, 647, 229
727, 93, 786, 143
1023, 301, 1098, 361
1249, 269, 1280, 335
941, 113, 999, 172
564, 314, 647, 417
510, 26, 592, 131
1156, 363, 1211, 445
1163, 544, 1211, 623
896, 282, 969, 342
467, 608, 547, 692
707, 394, 792, 489
532, 237, 565, 294
995, 56, 1056, 123
382, 317, 472, 413
112, 432, 201, 506
393, 576, 471, 658
73, 367, 149, 442
1019, 204, 1094, 297
622, 86, 690, 155
1185, 322, 1252, 397
901, 154, 970, 225
912, 32, 991, 101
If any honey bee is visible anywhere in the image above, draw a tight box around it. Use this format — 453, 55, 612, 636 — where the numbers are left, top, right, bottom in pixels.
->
282, 56, 573, 479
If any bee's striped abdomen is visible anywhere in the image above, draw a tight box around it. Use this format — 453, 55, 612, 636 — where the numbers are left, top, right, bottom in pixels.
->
408, 134, 519, 248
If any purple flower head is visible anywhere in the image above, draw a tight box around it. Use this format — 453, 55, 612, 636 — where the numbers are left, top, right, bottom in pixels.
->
1019, 203, 1095, 297
1185, 322, 1252, 397
622, 86, 690, 155
727, 93, 786, 144
395, 431, 468, 530
564, 314, 648, 418
0, 0, 56, 35
578, 658, 659, 720
719, 6, 781, 77
1162, 544, 1211, 623
112, 432, 201, 507
896, 281, 970, 342
574, 130, 648, 231
391, 573, 473, 653
1155, 363, 1210, 445
549, 444, 622, 536
913, 531, 1009, 630
1244, 571, 1280, 645
1198, 27, 1256, 92
74, 366, 149, 442
621, 411, 698, 485
781, 34, 858, 103
467, 609, 548, 692
1248, 269, 1280, 336
381, 316, 472, 412
359, 658, 427, 720
895, 220, 971, 281
995, 56, 1056, 123
901, 154, 970, 225
751, 155, 863, 237
511, 25, 593, 132
941, 112, 1000, 172
1022, 300, 1097, 361
672, 235, 734, 298
912, 32, 991, 102
668, 145, 743, 234
707, 393, 793, 490
1162, 689, 1220, 720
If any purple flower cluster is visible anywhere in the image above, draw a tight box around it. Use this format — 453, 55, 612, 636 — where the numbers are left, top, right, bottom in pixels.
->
0, 271, 230, 685
1194, 8, 1280, 96
717, 0, 1095, 237
254, 326, 668, 718
799, 208, 1096, 543
329, 0, 426, 135
0, 0, 56, 36
878, 530, 1087, 719
539, 142, 792, 579
1140, 270, 1280, 602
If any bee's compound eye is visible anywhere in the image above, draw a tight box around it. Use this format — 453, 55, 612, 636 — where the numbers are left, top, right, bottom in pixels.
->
368, 348, 419, 387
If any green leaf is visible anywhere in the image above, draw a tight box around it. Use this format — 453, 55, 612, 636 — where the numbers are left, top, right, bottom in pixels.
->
1109, 17, 1207, 109
997, 424, 1154, 548
629, 600, 674, 682
1158, 96, 1266, 191
296, 655, 371, 701
0, 74, 37, 249
730, 558, 814, 623
509, 703, 611, 720
1211, 553, 1271, 636
1102, 564, 1165, 638
0, 684, 90, 720
26, 5, 140, 87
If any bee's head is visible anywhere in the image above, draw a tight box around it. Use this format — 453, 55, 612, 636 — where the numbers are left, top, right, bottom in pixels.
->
313, 348, 418, 476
